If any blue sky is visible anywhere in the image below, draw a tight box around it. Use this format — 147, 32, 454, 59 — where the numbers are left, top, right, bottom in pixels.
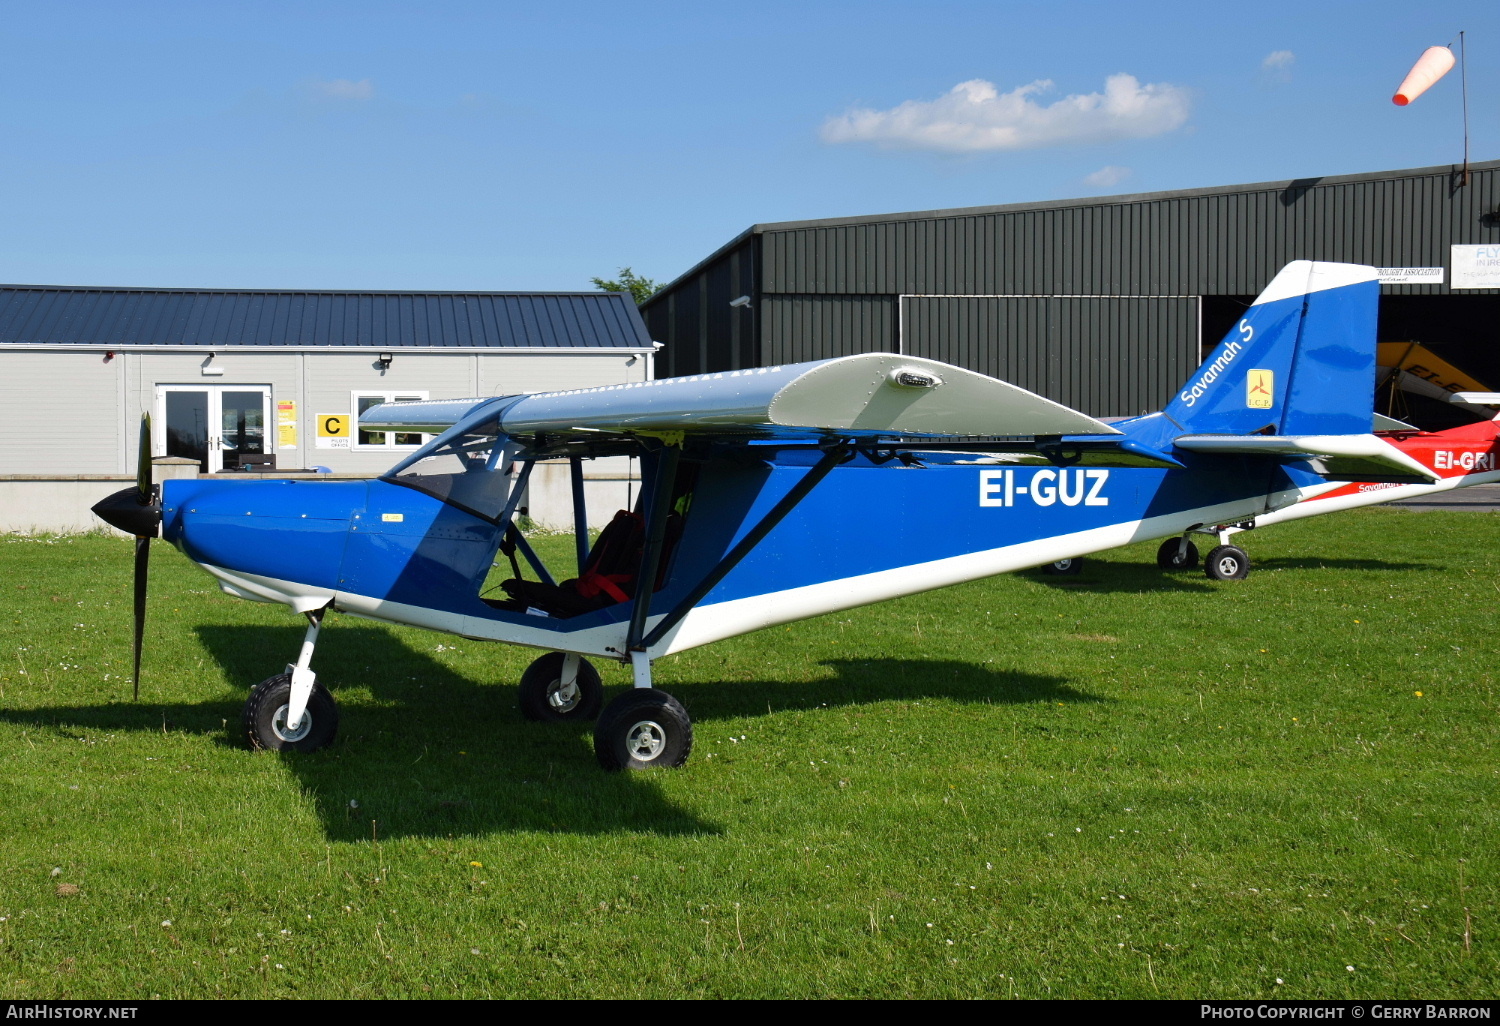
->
1, 0, 1495, 292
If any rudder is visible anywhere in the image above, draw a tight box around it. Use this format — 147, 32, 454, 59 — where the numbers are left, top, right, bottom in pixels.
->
1164, 261, 1378, 436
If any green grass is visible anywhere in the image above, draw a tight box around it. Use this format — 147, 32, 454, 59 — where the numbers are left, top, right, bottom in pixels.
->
1, 510, 1497, 998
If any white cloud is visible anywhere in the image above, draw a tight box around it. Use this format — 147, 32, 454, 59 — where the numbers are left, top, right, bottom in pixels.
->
821, 74, 1190, 153
307, 78, 375, 101
1083, 165, 1132, 189
1261, 51, 1295, 83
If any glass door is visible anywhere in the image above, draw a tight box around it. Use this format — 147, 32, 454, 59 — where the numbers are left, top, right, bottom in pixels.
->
157, 386, 271, 473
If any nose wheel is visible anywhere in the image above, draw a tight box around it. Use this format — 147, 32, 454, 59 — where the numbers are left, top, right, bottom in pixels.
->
242, 606, 337, 752
243, 672, 339, 752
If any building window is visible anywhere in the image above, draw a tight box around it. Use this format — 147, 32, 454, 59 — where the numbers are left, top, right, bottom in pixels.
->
353, 391, 429, 449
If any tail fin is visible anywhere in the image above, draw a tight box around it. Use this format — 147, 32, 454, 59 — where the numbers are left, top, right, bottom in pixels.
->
1164, 261, 1378, 436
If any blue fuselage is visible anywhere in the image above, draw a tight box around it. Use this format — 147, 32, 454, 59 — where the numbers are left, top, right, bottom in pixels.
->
159, 438, 1318, 657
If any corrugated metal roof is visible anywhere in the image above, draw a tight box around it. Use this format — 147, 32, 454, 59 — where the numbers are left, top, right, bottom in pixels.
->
749, 158, 1500, 233
0, 287, 654, 349
643, 159, 1500, 301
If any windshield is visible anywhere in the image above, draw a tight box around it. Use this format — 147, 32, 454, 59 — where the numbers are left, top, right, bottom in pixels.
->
382, 417, 519, 521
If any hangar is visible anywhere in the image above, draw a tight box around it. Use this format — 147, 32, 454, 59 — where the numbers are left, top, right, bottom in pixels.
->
641, 160, 1500, 424
0, 287, 657, 532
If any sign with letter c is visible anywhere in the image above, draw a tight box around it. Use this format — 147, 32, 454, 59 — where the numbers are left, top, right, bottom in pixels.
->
316, 414, 351, 449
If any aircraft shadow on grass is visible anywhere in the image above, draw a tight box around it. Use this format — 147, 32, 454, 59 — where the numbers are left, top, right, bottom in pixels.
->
0, 623, 1094, 844
1237, 555, 1438, 573
1027, 554, 1437, 594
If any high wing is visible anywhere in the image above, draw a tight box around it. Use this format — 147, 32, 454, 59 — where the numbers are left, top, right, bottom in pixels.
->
360, 354, 1123, 442
357, 395, 514, 433
494, 355, 1122, 439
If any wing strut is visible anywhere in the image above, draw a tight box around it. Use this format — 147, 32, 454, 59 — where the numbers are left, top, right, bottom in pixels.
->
640, 441, 851, 651
570, 457, 589, 573
505, 525, 556, 587
626, 443, 684, 656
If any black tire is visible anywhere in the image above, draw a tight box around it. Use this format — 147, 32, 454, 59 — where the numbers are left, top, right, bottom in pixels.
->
519, 652, 604, 722
242, 672, 338, 753
1156, 537, 1201, 570
1204, 544, 1251, 581
1044, 557, 1083, 575
594, 688, 693, 771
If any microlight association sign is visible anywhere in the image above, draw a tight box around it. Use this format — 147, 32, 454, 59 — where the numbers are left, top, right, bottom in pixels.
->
1451, 245, 1500, 289
1375, 267, 1443, 284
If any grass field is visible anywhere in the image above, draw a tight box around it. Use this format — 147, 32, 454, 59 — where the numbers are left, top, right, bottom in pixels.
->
1, 509, 1497, 999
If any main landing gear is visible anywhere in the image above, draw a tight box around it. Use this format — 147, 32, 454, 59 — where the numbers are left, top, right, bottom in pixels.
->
1157, 524, 1255, 581
594, 686, 693, 771
518, 651, 603, 722
518, 651, 693, 770
244, 607, 339, 752
1204, 544, 1251, 581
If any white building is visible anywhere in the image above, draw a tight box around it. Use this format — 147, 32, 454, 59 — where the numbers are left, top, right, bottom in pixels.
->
0, 286, 657, 532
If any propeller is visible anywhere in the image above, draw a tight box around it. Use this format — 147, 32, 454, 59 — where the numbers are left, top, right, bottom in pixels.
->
91, 413, 162, 699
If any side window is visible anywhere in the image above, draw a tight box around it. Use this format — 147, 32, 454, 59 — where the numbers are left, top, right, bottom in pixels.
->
354, 392, 428, 449
384, 418, 514, 521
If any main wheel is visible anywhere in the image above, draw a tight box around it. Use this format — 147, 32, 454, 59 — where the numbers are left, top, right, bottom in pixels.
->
242, 672, 339, 753
1156, 537, 1200, 570
594, 689, 693, 771
1044, 557, 1083, 575
519, 652, 604, 722
1204, 544, 1251, 581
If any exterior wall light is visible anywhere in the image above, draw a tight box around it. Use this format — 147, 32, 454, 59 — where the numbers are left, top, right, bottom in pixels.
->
377, 352, 394, 372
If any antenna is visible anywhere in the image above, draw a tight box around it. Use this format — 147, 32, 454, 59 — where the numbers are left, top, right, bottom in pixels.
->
1459, 30, 1470, 186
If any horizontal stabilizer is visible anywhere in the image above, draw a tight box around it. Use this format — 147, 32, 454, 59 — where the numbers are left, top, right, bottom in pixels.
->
1174, 433, 1439, 482
1373, 413, 1420, 432
496, 354, 1122, 440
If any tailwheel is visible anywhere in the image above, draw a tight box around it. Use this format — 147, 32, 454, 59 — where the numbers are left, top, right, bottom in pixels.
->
519, 652, 604, 722
1204, 544, 1251, 581
594, 688, 693, 771
1043, 557, 1083, 575
243, 672, 339, 752
1156, 537, 1201, 570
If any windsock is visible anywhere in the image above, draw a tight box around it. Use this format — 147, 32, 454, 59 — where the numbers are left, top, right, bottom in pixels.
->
1393, 46, 1455, 105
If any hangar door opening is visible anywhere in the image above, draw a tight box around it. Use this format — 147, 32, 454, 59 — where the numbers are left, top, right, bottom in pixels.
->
899, 295, 1200, 419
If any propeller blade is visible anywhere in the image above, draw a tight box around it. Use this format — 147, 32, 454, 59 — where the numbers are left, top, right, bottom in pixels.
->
132, 534, 149, 701
129, 414, 153, 702
136, 413, 153, 503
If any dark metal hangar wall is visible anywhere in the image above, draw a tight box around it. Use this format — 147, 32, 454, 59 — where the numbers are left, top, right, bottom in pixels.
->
642, 161, 1500, 419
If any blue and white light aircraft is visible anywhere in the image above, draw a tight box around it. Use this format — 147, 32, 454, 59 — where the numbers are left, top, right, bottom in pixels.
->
93, 260, 1436, 771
